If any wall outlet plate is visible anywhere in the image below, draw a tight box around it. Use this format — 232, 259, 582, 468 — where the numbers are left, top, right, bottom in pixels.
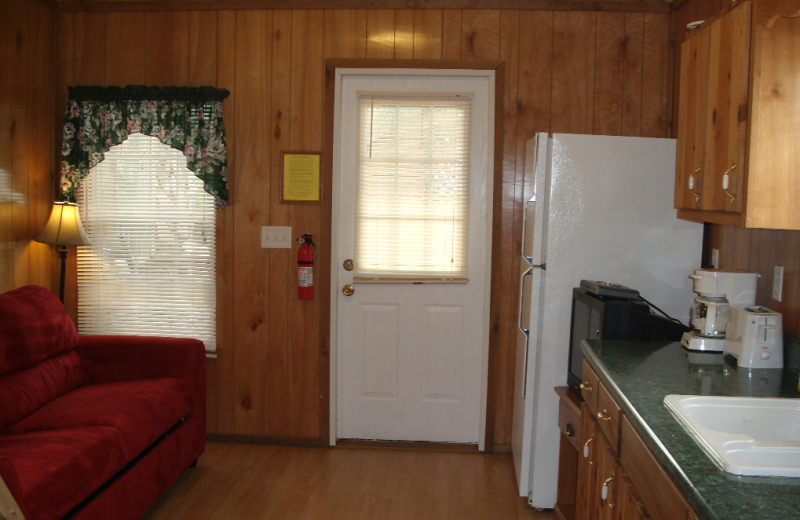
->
773, 265, 784, 302
261, 226, 292, 249
711, 248, 720, 269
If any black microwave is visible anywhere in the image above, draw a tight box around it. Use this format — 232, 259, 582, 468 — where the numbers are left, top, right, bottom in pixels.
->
567, 287, 690, 392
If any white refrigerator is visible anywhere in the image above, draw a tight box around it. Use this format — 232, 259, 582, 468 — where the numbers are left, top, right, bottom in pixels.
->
511, 133, 703, 507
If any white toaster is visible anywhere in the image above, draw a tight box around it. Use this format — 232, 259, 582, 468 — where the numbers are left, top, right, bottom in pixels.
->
723, 306, 783, 369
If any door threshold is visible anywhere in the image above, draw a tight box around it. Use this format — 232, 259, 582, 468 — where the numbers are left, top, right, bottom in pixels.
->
335, 439, 480, 453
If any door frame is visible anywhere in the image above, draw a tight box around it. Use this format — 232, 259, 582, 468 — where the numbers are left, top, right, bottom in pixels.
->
321, 59, 505, 450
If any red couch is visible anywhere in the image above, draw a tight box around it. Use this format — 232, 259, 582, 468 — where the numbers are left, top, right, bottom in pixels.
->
0, 285, 206, 520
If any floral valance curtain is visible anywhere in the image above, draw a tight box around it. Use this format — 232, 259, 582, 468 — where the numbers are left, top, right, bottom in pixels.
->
61, 85, 231, 208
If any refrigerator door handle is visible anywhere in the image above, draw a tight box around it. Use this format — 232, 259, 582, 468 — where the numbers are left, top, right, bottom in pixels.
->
521, 199, 535, 262
518, 267, 533, 398
518, 267, 532, 336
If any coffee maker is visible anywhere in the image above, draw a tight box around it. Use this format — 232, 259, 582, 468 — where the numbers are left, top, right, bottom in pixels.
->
681, 269, 759, 352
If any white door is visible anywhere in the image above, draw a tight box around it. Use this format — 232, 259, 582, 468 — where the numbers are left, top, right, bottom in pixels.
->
331, 70, 494, 446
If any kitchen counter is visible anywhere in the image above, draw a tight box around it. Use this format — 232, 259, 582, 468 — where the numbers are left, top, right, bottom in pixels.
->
581, 339, 800, 520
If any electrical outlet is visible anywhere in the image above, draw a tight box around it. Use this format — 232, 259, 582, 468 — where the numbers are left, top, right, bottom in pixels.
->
773, 265, 784, 302
711, 248, 720, 269
261, 226, 292, 249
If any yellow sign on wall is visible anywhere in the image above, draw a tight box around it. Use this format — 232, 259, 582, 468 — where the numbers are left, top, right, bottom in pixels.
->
281, 152, 321, 204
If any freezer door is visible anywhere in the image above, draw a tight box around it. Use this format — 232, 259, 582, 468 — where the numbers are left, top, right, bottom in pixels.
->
521, 133, 549, 263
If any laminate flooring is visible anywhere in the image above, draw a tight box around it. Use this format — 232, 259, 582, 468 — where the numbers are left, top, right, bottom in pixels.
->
141, 442, 555, 520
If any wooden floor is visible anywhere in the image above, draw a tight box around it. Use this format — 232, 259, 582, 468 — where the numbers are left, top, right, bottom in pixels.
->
141, 442, 555, 520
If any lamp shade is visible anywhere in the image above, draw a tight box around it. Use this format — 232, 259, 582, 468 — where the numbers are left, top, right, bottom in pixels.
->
35, 201, 91, 246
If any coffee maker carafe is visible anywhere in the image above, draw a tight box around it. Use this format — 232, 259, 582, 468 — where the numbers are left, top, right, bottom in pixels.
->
681, 269, 759, 352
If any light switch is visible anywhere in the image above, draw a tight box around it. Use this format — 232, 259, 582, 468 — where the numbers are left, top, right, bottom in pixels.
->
261, 226, 292, 249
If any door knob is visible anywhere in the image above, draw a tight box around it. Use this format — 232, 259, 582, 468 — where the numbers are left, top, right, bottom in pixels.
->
342, 284, 355, 296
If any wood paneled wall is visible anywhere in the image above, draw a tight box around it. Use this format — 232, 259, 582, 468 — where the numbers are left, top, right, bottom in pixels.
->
672, 0, 800, 338
0, 0, 56, 296
57, 7, 671, 447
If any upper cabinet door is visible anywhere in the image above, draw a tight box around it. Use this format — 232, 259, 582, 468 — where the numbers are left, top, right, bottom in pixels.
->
675, 0, 800, 229
675, 29, 710, 211
703, 2, 752, 213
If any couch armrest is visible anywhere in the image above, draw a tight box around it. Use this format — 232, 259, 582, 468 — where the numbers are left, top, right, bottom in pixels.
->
78, 336, 206, 428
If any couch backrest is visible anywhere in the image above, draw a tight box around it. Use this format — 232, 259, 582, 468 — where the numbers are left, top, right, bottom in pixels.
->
0, 286, 86, 431
0, 285, 79, 376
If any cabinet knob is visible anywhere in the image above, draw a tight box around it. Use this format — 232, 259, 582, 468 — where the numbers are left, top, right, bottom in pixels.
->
579, 382, 593, 392
597, 409, 613, 422
565, 422, 575, 437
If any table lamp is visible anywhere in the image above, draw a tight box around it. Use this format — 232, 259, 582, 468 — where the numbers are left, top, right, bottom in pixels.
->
34, 201, 91, 303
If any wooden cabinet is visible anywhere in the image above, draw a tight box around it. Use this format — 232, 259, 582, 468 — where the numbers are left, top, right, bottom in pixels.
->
555, 387, 582, 520
675, 0, 800, 229
574, 360, 695, 520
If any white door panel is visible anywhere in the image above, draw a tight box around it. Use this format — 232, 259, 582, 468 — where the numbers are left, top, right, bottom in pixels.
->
333, 71, 493, 444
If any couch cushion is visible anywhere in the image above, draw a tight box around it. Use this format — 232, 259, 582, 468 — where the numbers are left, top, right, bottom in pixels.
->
0, 285, 79, 376
2, 378, 191, 460
0, 350, 88, 431
0, 427, 128, 520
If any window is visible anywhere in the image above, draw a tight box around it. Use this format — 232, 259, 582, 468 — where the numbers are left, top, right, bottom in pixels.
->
354, 92, 473, 282
76, 133, 217, 351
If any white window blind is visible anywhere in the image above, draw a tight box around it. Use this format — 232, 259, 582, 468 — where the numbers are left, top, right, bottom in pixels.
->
76, 133, 217, 351
354, 92, 473, 282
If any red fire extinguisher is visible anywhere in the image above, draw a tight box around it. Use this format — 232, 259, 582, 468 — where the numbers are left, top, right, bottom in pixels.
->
297, 234, 315, 300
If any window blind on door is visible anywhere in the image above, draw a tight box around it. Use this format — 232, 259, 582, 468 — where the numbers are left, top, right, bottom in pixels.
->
76, 132, 217, 351
354, 92, 473, 282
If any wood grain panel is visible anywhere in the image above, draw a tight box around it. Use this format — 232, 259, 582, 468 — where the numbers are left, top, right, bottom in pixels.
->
27, 0, 56, 289
0, 0, 56, 295
413, 9, 444, 59
231, 10, 273, 436
8, 0, 32, 290
144, 11, 175, 84
621, 13, 644, 136
442, 9, 463, 59
551, 11, 596, 133
491, 9, 522, 447
462, 9, 501, 60
641, 13, 669, 137
212, 9, 238, 435
325, 10, 367, 59
288, 9, 324, 439
267, 8, 292, 438
593, 12, 625, 135
367, 10, 396, 58
171, 12, 192, 84
104, 11, 147, 85
395, 9, 415, 59
189, 11, 219, 84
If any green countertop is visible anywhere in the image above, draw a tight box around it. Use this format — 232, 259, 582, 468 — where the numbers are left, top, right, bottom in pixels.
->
581, 339, 800, 520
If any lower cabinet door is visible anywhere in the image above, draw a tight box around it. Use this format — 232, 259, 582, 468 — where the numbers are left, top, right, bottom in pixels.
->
616, 474, 651, 520
576, 404, 599, 520
594, 434, 618, 520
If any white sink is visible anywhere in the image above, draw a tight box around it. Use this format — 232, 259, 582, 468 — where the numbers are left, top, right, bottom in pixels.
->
664, 395, 800, 477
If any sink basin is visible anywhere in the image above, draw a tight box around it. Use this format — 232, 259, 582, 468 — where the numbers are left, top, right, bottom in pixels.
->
664, 395, 800, 477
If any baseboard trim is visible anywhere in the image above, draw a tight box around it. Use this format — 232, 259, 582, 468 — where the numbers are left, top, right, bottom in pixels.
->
206, 434, 328, 448
335, 439, 480, 453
